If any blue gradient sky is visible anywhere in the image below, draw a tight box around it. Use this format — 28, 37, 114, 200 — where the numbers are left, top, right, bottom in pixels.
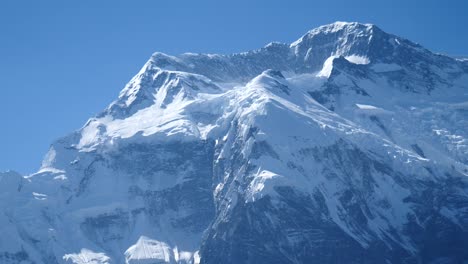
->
1, 0, 467, 174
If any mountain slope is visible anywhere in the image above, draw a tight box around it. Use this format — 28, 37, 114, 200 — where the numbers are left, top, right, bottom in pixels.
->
1, 22, 468, 264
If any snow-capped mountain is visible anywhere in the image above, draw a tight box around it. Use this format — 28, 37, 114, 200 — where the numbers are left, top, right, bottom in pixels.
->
1, 22, 468, 264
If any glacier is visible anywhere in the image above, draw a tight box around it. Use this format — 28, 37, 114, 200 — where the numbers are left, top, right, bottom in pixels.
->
1, 22, 468, 264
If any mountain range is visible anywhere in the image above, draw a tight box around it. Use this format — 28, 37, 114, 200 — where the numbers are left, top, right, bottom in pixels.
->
1, 22, 468, 264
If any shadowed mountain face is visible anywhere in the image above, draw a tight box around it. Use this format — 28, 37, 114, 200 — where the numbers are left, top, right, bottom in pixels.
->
1, 22, 468, 264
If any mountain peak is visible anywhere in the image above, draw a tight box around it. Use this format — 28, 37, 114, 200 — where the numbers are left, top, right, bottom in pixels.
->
291, 21, 376, 45
307, 21, 374, 34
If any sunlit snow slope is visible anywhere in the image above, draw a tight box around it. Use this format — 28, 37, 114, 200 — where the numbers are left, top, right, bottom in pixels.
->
1, 22, 468, 264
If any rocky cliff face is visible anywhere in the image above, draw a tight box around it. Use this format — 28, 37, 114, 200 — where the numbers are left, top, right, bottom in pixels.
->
1, 22, 468, 264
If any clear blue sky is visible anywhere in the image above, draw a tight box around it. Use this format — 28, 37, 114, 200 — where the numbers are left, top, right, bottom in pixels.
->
1, 0, 467, 174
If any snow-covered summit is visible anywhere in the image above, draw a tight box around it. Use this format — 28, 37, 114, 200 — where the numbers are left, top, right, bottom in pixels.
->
105, 66, 222, 119
118, 22, 466, 95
